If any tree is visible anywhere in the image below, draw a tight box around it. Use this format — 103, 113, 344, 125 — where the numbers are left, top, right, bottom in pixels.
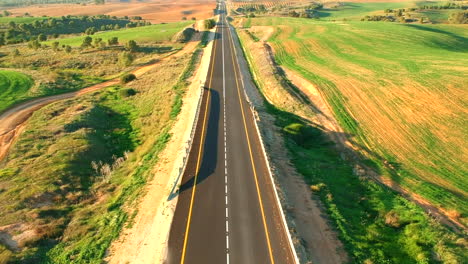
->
12, 49, 20, 56
94, 37, 103, 46
120, 74, 136, 84
28, 39, 41, 50
125, 40, 138, 52
3, 10, 11, 17
65, 45, 72, 53
204, 19, 216, 29
81, 36, 93, 48
118, 51, 134, 66
95, 0, 105, 4
8, 21, 16, 29
52, 41, 60, 51
108, 37, 119, 45
182, 17, 187, 20
85, 27, 97, 35
37, 33, 47, 41
191, 17, 196, 20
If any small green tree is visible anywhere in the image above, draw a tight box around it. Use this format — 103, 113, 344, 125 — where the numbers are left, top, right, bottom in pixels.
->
52, 41, 60, 51
28, 39, 41, 50
125, 40, 138, 52
204, 19, 216, 29
65, 45, 72, 53
37, 33, 47, 41
3, 10, 11, 17
119, 51, 134, 66
12, 48, 20, 56
94, 37, 102, 46
81, 36, 93, 48
120, 74, 136, 84
108, 36, 119, 45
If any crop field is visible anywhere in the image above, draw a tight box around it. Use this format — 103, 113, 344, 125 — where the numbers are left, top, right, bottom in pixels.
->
316, 1, 414, 19
243, 17, 468, 223
45, 21, 192, 47
0, 70, 34, 113
4, 0, 216, 23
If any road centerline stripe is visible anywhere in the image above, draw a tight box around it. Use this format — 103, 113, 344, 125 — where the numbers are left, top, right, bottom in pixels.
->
179, 23, 219, 264
226, 13, 275, 264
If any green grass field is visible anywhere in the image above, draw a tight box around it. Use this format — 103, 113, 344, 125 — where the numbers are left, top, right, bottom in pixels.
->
246, 17, 468, 218
45, 21, 192, 47
0, 16, 48, 24
236, 16, 468, 263
317, 1, 414, 20
0, 70, 34, 113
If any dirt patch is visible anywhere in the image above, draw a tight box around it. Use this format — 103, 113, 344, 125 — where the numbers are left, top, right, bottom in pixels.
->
7, 0, 216, 24
232, 26, 348, 263
105, 27, 216, 264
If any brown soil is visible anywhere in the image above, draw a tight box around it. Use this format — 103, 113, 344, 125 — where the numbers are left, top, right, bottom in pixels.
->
7, 0, 216, 23
0, 35, 199, 163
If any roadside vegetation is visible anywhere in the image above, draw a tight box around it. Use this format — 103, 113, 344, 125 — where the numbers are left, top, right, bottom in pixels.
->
0, 38, 202, 263
235, 12, 467, 264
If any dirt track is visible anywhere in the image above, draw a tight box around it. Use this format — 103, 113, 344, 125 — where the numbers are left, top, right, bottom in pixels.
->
0, 39, 199, 162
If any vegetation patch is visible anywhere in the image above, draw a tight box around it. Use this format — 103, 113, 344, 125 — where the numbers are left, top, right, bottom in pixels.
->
0, 70, 34, 113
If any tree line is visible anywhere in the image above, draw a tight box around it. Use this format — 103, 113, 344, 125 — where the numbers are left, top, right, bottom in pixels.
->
0, 15, 151, 45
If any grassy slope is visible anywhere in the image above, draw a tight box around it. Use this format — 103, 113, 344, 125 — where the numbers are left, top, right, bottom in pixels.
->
318, 1, 414, 20
249, 17, 468, 218
0, 45, 201, 262
236, 17, 468, 263
0, 16, 48, 24
0, 70, 34, 113
45, 21, 193, 46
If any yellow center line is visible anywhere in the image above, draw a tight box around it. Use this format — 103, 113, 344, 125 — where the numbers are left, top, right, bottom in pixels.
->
180, 25, 219, 264
226, 17, 275, 264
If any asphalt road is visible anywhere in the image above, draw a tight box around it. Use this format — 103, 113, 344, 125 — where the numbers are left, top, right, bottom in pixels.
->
166, 2, 295, 263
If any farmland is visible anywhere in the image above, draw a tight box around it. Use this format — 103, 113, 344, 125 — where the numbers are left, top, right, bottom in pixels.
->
45, 21, 193, 47
243, 17, 468, 219
0, 70, 33, 113
3, 0, 216, 23
236, 15, 467, 262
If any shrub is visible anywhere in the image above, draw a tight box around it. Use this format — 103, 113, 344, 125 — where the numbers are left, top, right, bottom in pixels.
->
81, 36, 93, 48
120, 73, 136, 84
449, 11, 468, 24
120, 88, 137, 97
118, 52, 134, 66
108, 36, 119, 45
125, 40, 138, 52
204, 19, 216, 30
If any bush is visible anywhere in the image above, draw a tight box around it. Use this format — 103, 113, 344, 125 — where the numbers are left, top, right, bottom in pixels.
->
120, 88, 137, 97
204, 19, 216, 30
118, 51, 134, 66
125, 40, 138, 52
120, 73, 136, 84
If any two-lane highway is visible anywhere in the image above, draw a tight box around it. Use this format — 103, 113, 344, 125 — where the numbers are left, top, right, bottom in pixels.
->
166, 2, 295, 263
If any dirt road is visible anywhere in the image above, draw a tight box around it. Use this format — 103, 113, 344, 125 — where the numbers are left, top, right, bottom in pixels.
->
0, 39, 199, 162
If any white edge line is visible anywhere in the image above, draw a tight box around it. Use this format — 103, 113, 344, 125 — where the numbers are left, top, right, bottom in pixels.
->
227, 19, 300, 264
